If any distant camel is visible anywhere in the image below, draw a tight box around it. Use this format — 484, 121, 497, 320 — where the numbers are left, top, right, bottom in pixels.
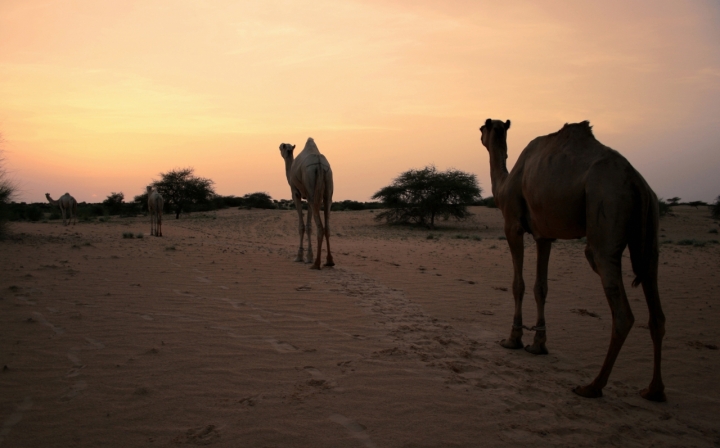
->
147, 186, 163, 237
279, 138, 334, 269
479, 119, 665, 401
45, 193, 77, 226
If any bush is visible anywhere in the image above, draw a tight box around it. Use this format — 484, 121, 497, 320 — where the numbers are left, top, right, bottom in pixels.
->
103, 192, 125, 215
372, 165, 481, 229
479, 196, 496, 208
658, 199, 671, 217
711, 196, 720, 219
0, 150, 14, 238
235, 192, 276, 209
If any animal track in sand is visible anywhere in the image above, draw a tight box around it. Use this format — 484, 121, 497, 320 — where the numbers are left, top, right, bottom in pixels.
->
58, 380, 87, 402
0, 397, 33, 445
266, 338, 298, 353
329, 413, 377, 448
31, 312, 64, 335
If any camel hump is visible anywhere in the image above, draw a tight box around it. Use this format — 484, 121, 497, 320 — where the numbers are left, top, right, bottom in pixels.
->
559, 121, 594, 138
303, 137, 321, 153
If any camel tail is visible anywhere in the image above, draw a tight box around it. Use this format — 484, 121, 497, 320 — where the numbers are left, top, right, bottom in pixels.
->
628, 183, 659, 288
313, 163, 327, 213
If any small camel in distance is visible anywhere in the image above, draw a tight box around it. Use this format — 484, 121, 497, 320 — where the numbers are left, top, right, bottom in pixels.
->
45, 192, 77, 226
147, 186, 163, 237
479, 119, 665, 401
279, 138, 334, 269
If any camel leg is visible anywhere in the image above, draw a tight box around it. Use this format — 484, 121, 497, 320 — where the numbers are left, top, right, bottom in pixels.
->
293, 194, 305, 262
305, 203, 314, 263
323, 198, 334, 267
310, 202, 324, 270
526, 238, 551, 355
573, 250, 634, 399
640, 264, 666, 402
501, 227, 525, 349
157, 212, 163, 237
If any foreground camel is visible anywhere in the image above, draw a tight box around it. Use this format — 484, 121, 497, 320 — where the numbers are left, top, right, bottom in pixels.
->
479, 119, 665, 401
45, 193, 77, 226
147, 186, 163, 237
279, 138, 334, 269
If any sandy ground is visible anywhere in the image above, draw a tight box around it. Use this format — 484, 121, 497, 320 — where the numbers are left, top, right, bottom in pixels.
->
1, 205, 719, 447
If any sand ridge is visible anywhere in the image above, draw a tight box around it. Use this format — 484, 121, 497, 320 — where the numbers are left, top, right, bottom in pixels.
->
0, 206, 719, 447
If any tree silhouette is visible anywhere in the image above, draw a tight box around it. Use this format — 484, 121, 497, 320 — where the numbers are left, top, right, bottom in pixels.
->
372, 165, 481, 229
152, 168, 215, 219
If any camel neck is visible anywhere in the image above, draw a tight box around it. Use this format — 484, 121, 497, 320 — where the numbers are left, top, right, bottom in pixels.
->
488, 143, 509, 199
284, 154, 295, 183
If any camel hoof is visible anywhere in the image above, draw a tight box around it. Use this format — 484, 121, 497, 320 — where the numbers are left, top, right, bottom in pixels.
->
294, 258, 304, 262
572, 385, 603, 399
640, 387, 667, 402
309, 264, 321, 270
324, 261, 335, 267
500, 338, 523, 349
524, 344, 548, 355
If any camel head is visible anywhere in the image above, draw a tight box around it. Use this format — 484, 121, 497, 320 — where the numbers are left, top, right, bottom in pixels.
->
146, 185, 153, 194
279, 143, 296, 161
479, 118, 511, 150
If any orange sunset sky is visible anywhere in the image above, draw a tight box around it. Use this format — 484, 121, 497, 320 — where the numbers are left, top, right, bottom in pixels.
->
1, 0, 719, 204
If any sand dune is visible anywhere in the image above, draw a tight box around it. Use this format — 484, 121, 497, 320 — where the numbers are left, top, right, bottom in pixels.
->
1, 206, 718, 447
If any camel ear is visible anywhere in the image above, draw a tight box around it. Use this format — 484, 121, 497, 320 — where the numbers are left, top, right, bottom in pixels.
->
485, 118, 493, 128
504, 120, 511, 130
292, 145, 296, 150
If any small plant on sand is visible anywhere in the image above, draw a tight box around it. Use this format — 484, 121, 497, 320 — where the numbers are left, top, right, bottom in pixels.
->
165, 245, 176, 251
136, 233, 144, 238
122, 232, 134, 239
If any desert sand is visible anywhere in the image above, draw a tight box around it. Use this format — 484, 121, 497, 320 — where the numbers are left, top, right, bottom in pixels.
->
1, 205, 718, 447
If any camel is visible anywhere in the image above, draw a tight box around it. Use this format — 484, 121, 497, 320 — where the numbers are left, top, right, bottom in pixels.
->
45, 193, 77, 226
147, 186, 163, 237
479, 119, 665, 402
279, 138, 334, 269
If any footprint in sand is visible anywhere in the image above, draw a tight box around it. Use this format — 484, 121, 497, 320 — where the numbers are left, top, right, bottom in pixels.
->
266, 339, 298, 353
218, 286, 229, 290
173, 290, 195, 297
196, 277, 211, 283
251, 314, 269, 323
31, 312, 64, 335
0, 397, 33, 445
304, 366, 338, 390
85, 338, 105, 349
67, 353, 83, 366
58, 381, 87, 402
329, 414, 377, 448
141, 315, 154, 321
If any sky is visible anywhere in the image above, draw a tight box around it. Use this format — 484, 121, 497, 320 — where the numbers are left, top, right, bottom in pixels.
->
1, 0, 719, 204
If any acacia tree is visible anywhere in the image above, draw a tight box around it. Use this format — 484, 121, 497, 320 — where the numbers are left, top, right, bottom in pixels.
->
152, 168, 215, 219
372, 165, 481, 229
103, 192, 124, 215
